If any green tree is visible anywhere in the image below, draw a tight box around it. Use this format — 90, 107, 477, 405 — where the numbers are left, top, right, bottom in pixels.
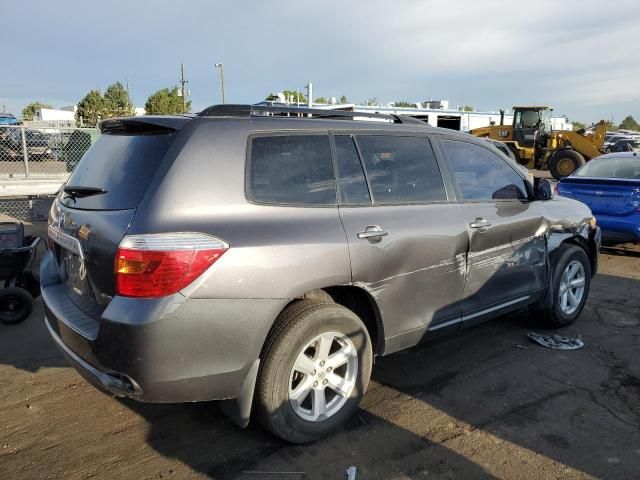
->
21, 101, 52, 121
339, 95, 348, 104
364, 97, 377, 106
76, 90, 106, 127
604, 120, 618, 131
314, 96, 328, 104
463, 105, 474, 112
144, 87, 191, 115
104, 81, 134, 117
394, 101, 414, 108
619, 115, 639, 131
571, 120, 586, 131
265, 90, 306, 103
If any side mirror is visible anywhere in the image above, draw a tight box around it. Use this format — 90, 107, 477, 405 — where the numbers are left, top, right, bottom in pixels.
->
534, 178, 553, 201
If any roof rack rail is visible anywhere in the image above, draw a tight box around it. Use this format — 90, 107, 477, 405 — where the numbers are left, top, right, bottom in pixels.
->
197, 104, 429, 126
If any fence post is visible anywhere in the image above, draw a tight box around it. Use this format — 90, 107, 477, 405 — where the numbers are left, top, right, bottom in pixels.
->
20, 126, 30, 178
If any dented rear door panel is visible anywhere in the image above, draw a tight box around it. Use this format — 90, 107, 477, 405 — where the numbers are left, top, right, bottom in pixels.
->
339, 203, 469, 354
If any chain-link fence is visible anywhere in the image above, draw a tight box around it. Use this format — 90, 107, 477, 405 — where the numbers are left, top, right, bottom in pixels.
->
0, 125, 100, 179
0, 196, 54, 222
0, 125, 99, 222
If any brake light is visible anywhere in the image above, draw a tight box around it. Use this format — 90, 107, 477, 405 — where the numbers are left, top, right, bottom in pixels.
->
115, 233, 228, 298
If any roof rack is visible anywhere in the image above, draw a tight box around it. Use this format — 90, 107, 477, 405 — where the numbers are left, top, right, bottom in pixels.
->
197, 104, 429, 126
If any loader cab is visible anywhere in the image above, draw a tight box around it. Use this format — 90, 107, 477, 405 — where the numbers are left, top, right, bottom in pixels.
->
512, 106, 552, 149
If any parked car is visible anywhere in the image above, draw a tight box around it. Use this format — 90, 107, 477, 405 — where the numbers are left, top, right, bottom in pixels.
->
606, 138, 640, 153
557, 152, 640, 243
42, 106, 600, 443
0, 128, 54, 161
0, 113, 18, 126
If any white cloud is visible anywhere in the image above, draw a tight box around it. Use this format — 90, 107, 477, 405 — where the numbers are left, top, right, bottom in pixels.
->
1, 0, 638, 120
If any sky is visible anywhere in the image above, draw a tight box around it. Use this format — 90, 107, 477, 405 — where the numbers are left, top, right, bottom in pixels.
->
1, 0, 639, 124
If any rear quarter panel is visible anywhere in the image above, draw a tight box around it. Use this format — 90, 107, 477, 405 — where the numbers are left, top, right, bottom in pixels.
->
129, 118, 351, 300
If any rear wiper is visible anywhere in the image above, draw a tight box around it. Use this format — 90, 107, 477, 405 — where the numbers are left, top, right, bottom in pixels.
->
63, 186, 107, 198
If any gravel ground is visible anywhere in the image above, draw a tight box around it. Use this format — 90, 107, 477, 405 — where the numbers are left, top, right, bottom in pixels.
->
0, 236, 638, 480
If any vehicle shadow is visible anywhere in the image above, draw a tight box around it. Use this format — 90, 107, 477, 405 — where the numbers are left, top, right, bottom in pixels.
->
600, 243, 640, 259
122, 272, 640, 479
0, 298, 68, 372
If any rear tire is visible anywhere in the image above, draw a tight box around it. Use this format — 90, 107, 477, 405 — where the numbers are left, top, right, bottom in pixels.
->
0, 287, 33, 325
531, 244, 591, 327
256, 300, 372, 443
549, 150, 586, 180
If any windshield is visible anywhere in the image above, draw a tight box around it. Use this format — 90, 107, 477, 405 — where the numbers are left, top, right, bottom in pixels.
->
574, 156, 640, 179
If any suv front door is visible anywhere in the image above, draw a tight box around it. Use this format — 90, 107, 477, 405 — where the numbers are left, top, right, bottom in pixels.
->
438, 138, 547, 325
333, 133, 468, 354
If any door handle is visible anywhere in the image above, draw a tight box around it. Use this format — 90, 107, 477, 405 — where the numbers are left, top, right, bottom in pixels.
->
469, 218, 492, 229
357, 225, 389, 243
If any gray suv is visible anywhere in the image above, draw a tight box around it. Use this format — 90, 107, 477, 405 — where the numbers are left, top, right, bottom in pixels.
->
42, 105, 600, 443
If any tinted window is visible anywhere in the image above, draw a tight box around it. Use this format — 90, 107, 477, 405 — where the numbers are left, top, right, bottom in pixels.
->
62, 132, 175, 210
356, 136, 446, 204
442, 140, 527, 201
575, 156, 640, 179
249, 135, 336, 205
334, 136, 371, 205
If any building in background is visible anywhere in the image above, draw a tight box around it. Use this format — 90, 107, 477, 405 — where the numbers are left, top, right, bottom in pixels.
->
29, 107, 76, 129
260, 97, 572, 132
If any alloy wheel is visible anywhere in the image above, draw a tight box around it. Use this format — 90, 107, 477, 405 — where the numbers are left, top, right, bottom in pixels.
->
558, 260, 586, 315
288, 331, 358, 422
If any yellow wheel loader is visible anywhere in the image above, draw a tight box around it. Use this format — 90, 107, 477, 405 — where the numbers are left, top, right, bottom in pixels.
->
470, 106, 606, 179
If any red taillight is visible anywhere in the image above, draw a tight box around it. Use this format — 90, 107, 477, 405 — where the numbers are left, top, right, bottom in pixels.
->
115, 233, 228, 298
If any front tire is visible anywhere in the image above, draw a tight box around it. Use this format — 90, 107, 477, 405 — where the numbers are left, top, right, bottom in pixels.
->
256, 300, 372, 443
532, 244, 591, 327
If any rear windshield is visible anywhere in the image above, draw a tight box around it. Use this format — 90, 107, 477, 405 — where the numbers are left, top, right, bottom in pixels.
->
574, 157, 640, 179
61, 132, 175, 210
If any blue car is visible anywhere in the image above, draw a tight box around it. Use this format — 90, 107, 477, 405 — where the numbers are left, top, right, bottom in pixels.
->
0, 113, 18, 125
557, 152, 640, 243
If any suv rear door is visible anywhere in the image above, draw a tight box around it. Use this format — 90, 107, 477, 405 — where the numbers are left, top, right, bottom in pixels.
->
46, 119, 183, 335
333, 132, 469, 354
437, 137, 547, 325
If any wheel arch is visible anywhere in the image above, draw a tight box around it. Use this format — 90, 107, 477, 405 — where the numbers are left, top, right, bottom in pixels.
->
273, 285, 386, 356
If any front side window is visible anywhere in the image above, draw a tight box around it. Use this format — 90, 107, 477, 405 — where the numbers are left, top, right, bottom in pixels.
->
355, 135, 447, 204
442, 140, 527, 201
248, 135, 336, 205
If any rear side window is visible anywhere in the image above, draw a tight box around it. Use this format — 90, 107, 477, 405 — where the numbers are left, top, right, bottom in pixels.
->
575, 157, 640, 179
334, 135, 371, 205
442, 140, 527, 201
248, 135, 336, 205
355, 135, 447, 204
62, 133, 175, 210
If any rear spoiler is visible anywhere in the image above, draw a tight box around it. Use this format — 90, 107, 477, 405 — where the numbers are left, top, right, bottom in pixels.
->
99, 116, 193, 135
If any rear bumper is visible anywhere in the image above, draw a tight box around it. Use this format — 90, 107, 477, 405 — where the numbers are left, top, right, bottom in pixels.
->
41, 252, 287, 403
596, 214, 640, 242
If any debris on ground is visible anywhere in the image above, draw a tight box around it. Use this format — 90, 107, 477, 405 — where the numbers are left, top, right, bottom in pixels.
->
527, 332, 584, 350
346, 466, 357, 480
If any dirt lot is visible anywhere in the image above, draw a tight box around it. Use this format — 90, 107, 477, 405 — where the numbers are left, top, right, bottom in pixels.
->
0, 236, 639, 479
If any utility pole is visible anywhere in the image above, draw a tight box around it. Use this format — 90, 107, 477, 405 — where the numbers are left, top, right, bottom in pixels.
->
125, 74, 132, 113
214, 63, 225, 104
180, 63, 189, 113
